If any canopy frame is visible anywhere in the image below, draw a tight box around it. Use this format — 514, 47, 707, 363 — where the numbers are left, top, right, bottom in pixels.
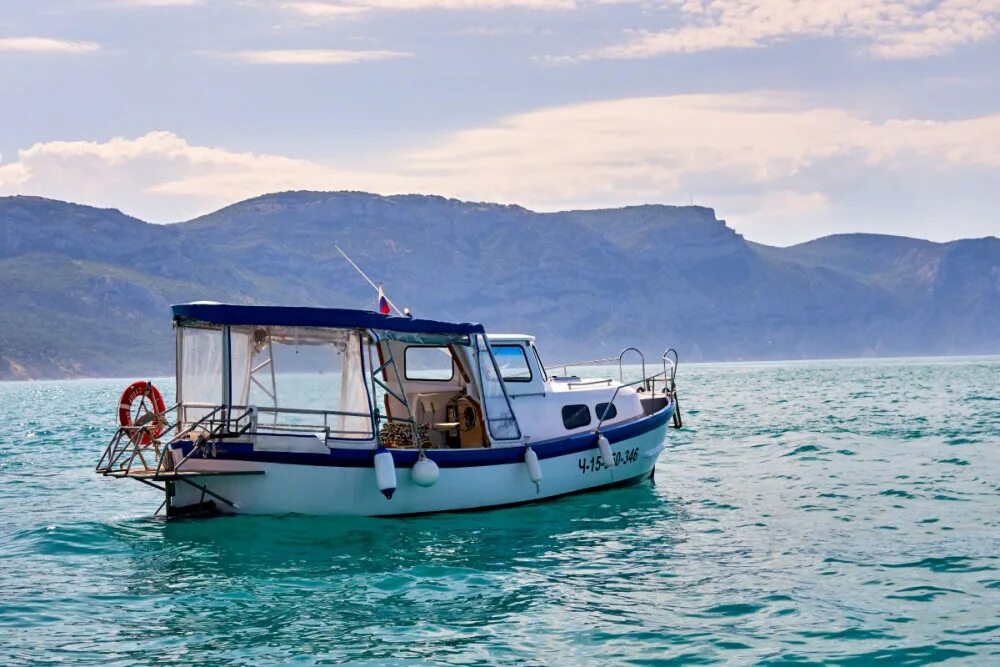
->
171, 308, 522, 447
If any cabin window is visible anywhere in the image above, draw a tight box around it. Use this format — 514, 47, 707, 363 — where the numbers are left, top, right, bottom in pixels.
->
595, 402, 617, 420
405, 346, 456, 382
492, 345, 532, 383
562, 404, 591, 430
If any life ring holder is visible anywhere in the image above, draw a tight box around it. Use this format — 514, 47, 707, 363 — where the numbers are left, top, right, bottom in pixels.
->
118, 380, 167, 445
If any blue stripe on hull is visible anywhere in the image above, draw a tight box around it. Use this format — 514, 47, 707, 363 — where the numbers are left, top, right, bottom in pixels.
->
175, 402, 674, 469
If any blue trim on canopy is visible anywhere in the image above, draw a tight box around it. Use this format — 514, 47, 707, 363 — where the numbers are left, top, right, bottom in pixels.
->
172, 303, 485, 336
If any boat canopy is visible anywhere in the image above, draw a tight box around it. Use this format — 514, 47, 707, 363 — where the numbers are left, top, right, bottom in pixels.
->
169, 302, 522, 445
172, 303, 485, 336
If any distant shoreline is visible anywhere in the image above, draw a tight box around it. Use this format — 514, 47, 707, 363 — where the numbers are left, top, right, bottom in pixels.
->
4, 353, 998, 384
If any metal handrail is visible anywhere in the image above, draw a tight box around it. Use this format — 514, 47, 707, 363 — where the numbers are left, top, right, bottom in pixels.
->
548, 355, 618, 377
96, 403, 230, 477
173, 403, 378, 437
550, 346, 648, 383
660, 349, 681, 429
95, 402, 182, 473
166, 405, 258, 475
661, 348, 678, 392
594, 370, 668, 433
618, 347, 645, 384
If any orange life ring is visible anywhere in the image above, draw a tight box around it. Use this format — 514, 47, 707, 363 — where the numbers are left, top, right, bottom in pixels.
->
118, 380, 167, 445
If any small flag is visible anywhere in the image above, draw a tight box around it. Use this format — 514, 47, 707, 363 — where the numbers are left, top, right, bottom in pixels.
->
377, 283, 391, 315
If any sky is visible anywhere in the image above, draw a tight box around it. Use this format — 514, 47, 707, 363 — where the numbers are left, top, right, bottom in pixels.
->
0, 0, 998, 246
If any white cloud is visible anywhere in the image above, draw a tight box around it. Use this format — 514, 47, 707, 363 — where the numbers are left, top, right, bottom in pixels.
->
1, 94, 998, 232
0, 37, 100, 53
0, 131, 404, 220
276, 0, 997, 49
592, 0, 1000, 60
221, 48, 412, 64
397, 94, 1000, 210
279, 2, 371, 18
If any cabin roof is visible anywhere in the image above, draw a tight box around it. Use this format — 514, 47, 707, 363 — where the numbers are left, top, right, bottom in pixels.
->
487, 333, 535, 342
171, 302, 486, 336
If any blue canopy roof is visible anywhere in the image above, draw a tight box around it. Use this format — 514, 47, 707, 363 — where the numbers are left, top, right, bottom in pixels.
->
172, 303, 485, 336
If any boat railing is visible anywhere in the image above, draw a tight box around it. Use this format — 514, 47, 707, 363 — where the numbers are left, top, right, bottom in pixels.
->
547, 355, 618, 378
97, 401, 382, 480
548, 347, 649, 383
180, 402, 377, 439
593, 371, 670, 432
550, 347, 681, 429
96, 403, 230, 478
166, 406, 259, 475
661, 348, 678, 393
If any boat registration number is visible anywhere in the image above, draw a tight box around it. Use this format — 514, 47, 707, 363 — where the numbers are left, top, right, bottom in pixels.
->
578, 447, 639, 474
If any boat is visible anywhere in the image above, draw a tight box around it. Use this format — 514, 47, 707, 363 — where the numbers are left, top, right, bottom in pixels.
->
96, 302, 682, 517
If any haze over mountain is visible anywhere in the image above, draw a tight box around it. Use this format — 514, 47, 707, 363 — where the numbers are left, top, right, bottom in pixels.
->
1, 191, 997, 381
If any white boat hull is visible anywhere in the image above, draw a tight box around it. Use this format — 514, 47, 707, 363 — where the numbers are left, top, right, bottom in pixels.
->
170, 417, 670, 516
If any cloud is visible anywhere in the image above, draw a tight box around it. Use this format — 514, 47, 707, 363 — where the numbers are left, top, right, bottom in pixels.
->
0, 37, 100, 53
591, 0, 1000, 60
2, 94, 998, 232
221, 48, 412, 64
397, 94, 1000, 209
281, 0, 577, 17
0, 131, 404, 220
279, 2, 371, 18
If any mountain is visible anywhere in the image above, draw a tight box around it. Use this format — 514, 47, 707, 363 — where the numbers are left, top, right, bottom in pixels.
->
1, 192, 997, 380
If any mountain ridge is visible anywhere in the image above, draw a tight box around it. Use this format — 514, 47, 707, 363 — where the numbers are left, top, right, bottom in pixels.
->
1, 191, 997, 380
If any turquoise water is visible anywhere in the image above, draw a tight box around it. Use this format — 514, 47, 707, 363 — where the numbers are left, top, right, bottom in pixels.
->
1, 358, 998, 664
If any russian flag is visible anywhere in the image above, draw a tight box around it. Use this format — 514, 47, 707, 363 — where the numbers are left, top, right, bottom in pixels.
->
377, 283, 391, 315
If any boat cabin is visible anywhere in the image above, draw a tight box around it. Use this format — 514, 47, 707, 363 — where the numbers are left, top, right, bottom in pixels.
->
171, 302, 650, 453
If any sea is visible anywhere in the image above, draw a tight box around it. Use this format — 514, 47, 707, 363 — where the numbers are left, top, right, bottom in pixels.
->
0, 357, 997, 665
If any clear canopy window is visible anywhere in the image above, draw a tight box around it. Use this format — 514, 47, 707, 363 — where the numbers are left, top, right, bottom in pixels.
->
178, 324, 373, 440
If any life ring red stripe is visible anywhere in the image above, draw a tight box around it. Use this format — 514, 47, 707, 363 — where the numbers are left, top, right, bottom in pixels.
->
117, 380, 166, 445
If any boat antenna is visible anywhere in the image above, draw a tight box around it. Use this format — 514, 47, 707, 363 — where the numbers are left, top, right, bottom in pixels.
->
334, 244, 406, 316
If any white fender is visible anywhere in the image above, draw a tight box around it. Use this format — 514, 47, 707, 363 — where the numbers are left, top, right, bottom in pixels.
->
597, 434, 614, 469
524, 446, 541, 492
411, 454, 439, 487
373, 447, 397, 499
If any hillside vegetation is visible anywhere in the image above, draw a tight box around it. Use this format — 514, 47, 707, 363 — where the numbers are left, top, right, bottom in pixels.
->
1, 192, 997, 380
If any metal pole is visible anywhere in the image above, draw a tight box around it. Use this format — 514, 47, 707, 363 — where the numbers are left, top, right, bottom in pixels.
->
335, 245, 405, 316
